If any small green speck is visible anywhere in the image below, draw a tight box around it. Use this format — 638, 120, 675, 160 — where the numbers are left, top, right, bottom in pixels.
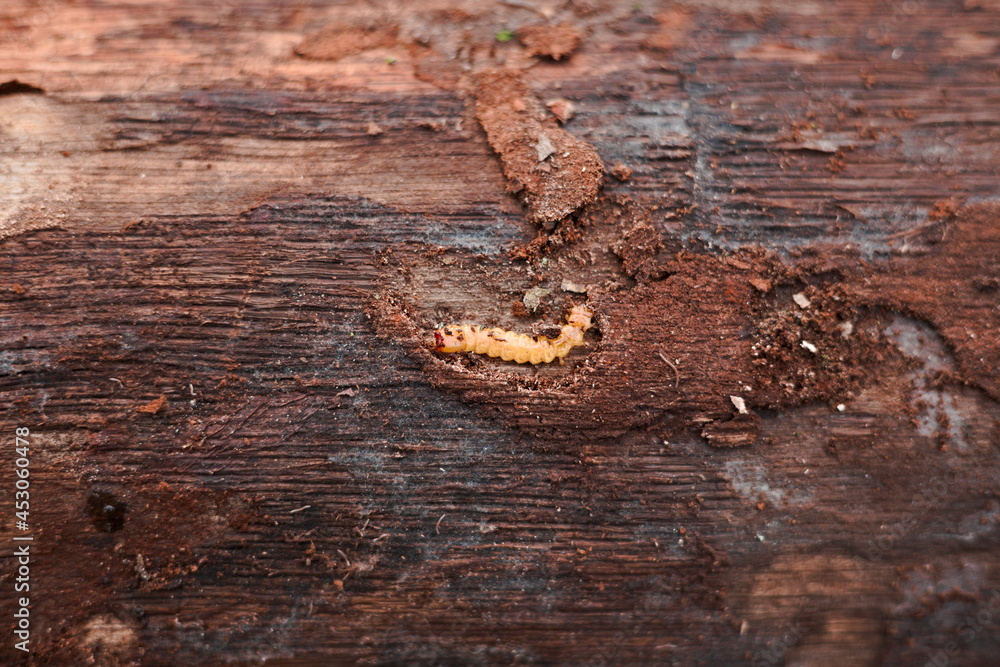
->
540, 257, 549, 266
496, 29, 515, 43
385, 56, 396, 65
350, 333, 355, 337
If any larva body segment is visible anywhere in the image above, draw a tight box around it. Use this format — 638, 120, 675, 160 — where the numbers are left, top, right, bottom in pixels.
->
434, 305, 593, 365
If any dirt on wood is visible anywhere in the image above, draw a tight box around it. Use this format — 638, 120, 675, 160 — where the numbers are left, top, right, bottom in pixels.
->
370, 65, 998, 453
372, 197, 999, 447
294, 20, 399, 61
518, 22, 583, 61
847, 202, 1000, 403
473, 68, 604, 226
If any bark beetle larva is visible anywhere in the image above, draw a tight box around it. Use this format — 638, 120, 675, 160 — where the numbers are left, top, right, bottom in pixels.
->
434, 304, 594, 365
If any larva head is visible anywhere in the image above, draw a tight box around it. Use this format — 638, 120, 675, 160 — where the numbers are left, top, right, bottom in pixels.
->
566, 305, 594, 330
434, 327, 467, 353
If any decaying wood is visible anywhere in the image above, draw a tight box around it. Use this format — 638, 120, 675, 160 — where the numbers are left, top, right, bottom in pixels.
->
1, 1, 999, 665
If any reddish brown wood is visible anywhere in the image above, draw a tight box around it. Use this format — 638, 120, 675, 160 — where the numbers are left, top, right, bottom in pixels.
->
1, 2, 999, 665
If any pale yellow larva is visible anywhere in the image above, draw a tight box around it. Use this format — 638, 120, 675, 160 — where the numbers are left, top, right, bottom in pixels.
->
434, 305, 593, 365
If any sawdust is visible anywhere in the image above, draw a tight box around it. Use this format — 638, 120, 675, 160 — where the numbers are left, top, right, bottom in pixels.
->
751, 283, 905, 409
370, 246, 777, 443
369, 201, 998, 449
518, 22, 583, 60
294, 21, 399, 61
848, 202, 1000, 402
473, 68, 604, 226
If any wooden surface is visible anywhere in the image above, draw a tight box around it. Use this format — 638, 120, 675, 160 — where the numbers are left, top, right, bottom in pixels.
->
1, 1, 999, 665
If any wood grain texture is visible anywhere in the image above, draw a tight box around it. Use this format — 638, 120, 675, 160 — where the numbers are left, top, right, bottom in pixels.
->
1, 1, 999, 666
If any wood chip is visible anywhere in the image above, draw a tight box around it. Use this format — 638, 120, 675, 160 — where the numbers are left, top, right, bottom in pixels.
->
560, 279, 588, 293
523, 286, 551, 312
136, 395, 167, 414
546, 98, 575, 124
535, 134, 556, 162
